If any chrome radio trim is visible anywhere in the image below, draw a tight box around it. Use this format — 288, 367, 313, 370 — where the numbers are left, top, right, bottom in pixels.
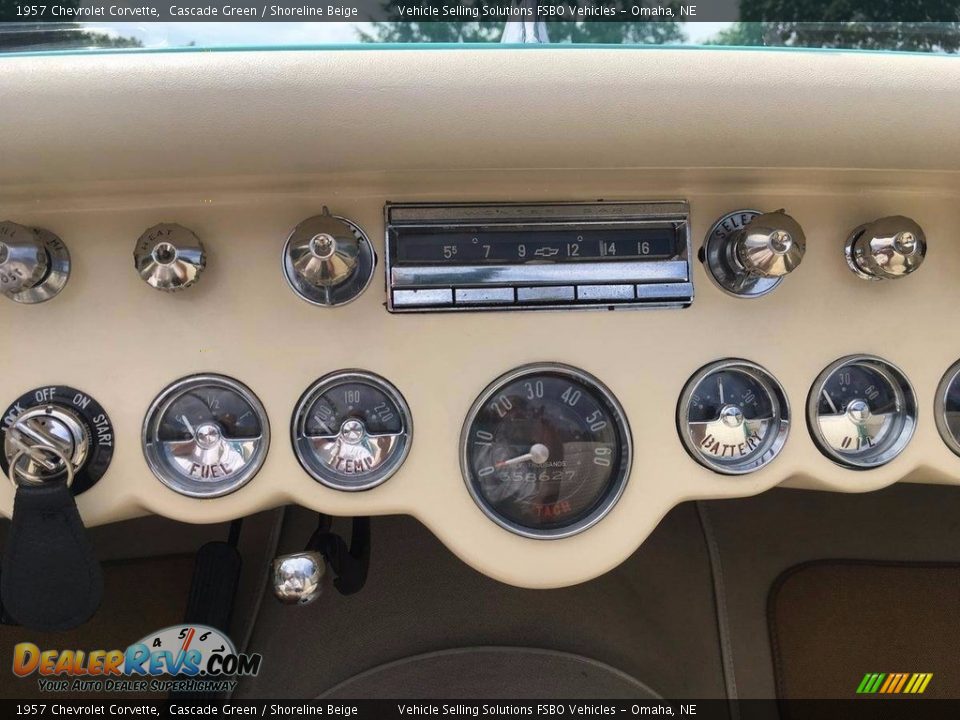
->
384, 201, 692, 312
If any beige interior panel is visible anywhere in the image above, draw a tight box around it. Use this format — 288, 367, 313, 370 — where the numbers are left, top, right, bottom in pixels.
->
1, 48, 959, 589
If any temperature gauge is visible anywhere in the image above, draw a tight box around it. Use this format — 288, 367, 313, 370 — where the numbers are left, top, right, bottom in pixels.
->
142, 374, 270, 497
678, 360, 790, 475
807, 355, 916, 469
291, 371, 413, 491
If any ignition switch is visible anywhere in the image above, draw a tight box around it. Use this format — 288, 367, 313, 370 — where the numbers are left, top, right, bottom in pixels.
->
0, 386, 115, 631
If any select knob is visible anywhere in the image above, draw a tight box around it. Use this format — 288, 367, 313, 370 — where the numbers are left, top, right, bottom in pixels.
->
134, 223, 206, 292
282, 207, 375, 307
0, 221, 70, 304
703, 209, 806, 297
844, 216, 926, 280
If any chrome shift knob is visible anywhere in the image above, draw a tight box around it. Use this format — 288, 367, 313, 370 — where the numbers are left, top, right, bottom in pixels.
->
134, 223, 206, 292
0, 221, 70, 304
271, 551, 326, 606
703, 209, 806, 298
282, 208, 375, 307
844, 216, 926, 280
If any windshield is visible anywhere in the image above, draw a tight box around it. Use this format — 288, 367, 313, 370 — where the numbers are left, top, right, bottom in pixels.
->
1, 3, 959, 55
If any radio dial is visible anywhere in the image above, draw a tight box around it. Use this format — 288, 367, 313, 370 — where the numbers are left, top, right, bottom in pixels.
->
703, 209, 806, 298
282, 208, 375, 307
844, 216, 926, 280
735, 212, 806, 279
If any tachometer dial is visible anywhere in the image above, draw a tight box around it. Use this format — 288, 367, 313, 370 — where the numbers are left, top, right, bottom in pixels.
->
292, 370, 412, 491
678, 360, 789, 475
461, 363, 631, 539
807, 355, 916, 469
934, 360, 960, 457
143, 374, 270, 497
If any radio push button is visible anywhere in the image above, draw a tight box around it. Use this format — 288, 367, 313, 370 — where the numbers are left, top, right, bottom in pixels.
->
702, 209, 806, 298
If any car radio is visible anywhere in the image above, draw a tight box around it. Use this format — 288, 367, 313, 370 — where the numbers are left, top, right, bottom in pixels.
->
384, 201, 691, 312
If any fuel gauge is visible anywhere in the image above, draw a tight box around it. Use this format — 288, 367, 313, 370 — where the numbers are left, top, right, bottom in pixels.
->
807, 355, 916, 469
678, 360, 790, 475
142, 374, 270, 497
292, 371, 412, 491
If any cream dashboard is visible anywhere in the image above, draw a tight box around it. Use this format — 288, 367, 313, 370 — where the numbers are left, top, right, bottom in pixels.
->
1, 47, 960, 589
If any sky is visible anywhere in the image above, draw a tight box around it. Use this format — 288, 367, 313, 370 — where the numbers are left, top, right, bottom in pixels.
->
81, 21, 733, 47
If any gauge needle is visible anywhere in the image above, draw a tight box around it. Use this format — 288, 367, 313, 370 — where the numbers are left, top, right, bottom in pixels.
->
496, 443, 550, 468
180, 414, 196, 437
718, 377, 725, 404
821, 389, 840, 414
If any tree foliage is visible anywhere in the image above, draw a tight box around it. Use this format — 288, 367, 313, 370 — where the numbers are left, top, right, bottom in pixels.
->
709, 1, 960, 52
0, 0, 142, 51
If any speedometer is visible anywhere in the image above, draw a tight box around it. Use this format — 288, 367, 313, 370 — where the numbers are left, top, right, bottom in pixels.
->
460, 363, 631, 539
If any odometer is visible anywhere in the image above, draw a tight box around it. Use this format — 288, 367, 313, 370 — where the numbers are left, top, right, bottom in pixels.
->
460, 364, 631, 539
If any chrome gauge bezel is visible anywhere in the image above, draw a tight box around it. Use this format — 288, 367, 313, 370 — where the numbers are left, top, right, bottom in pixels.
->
806, 354, 916, 470
291, 370, 413, 492
934, 360, 960, 457
460, 362, 633, 540
677, 359, 790, 475
142, 373, 271, 498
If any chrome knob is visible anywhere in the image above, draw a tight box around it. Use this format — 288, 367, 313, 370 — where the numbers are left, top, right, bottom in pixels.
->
271, 551, 326, 605
0, 222, 47, 295
134, 224, 206, 292
844, 216, 926, 280
735, 212, 806, 278
0, 221, 70, 304
282, 208, 375, 307
703, 209, 806, 298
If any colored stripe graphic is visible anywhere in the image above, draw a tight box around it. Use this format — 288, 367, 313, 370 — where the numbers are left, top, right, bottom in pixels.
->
857, 673, 933, 694
893, 673, 909, 693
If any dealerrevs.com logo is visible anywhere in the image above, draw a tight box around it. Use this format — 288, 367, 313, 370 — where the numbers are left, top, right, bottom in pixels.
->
12, 624, 262, 694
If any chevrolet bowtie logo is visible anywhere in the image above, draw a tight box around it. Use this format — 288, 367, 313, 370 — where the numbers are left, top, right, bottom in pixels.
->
856, 672, 933, 695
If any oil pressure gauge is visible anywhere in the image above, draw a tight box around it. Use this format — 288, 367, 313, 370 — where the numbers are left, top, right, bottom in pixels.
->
292, 371, 412, 491
807, 355, 916, 469
678, 360, 790, 475
143, 374, 270, 497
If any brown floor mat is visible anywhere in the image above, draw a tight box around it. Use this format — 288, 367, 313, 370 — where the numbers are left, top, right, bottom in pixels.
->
769, 561, 960, 702
0, 554, 195, 699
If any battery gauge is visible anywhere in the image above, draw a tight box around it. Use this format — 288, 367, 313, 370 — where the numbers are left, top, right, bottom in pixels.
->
678, 360, 790, 475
